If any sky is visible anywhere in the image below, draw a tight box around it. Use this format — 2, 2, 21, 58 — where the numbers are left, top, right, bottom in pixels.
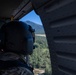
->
20, 10, 42, 25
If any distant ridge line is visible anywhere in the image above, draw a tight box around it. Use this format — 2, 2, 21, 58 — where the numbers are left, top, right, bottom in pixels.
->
25, 20, 45, 34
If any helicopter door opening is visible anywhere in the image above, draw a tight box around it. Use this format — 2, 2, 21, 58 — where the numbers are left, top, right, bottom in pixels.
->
20, 10, 52, 75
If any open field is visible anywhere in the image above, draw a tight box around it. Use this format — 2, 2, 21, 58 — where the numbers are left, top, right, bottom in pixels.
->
35, 34, 46, 37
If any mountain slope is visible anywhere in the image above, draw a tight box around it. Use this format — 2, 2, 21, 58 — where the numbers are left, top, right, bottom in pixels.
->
25, 21, 45, 34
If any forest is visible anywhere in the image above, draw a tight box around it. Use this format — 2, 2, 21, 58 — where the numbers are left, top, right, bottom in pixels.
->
29, 36, 52, 75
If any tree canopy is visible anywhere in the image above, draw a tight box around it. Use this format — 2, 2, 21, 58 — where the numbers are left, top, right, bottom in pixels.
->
29, 36, 52, 75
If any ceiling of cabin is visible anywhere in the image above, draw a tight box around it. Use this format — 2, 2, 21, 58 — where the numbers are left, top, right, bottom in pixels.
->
0, 0, 33, 20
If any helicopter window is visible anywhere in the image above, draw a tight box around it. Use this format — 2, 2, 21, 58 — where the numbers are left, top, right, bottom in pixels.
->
20, 10, 52, 75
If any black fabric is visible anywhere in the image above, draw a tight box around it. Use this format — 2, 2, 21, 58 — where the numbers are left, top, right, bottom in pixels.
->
0, 60, 33, 73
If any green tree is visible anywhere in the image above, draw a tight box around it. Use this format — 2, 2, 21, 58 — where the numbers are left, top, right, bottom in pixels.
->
29, 36, 52, 75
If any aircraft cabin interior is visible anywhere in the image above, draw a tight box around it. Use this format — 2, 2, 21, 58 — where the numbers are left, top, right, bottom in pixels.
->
0, 0, 76, 75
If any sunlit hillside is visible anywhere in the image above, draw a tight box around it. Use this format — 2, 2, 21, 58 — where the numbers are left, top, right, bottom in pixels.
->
25, 21, 45, 34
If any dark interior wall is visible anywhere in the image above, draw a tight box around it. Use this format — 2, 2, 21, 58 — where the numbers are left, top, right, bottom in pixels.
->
31, 0, 76, 75
0, 0, 32, 20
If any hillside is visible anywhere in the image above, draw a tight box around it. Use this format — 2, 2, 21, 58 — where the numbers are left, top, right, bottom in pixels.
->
30, 36, 51, 75
25, 21, 45, 34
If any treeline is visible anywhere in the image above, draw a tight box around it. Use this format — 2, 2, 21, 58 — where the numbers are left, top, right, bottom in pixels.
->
29, 36, 52, 75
